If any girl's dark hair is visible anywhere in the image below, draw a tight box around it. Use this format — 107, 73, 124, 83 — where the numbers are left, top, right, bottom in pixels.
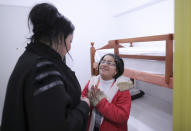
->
28, 3, 74, 51
98, 53, 124, 80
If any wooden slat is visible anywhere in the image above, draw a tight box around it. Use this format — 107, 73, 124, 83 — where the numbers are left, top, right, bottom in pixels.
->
98, 40, 123, 50
90, 42, 96, 75
123, 68, 173, 89
116, 34, 173, 43
165, 39, 173, 83
114, 40, 119, 55
119, 54, 166, 61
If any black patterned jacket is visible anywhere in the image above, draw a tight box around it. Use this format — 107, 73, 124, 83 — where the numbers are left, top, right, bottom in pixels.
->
1, 42, 89, 131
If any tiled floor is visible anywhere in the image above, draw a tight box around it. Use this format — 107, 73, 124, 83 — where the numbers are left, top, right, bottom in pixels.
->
128, 94, 172, 131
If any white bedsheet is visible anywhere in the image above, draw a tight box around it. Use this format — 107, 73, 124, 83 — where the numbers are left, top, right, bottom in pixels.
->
94, 41, 166, 75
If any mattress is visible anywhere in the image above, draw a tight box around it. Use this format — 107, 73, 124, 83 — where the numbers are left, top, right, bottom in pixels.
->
94, 41, 166, 75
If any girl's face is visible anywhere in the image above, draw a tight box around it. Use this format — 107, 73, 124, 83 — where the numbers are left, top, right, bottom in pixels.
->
99, 55, 117, 80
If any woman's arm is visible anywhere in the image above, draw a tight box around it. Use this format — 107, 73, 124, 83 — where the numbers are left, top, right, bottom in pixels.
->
26, 60, 89, 131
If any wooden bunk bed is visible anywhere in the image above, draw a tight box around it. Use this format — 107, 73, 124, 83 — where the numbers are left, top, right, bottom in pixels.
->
90, 34, 173, 89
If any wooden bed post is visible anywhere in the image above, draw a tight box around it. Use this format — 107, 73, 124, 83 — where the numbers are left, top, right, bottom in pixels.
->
90, 42, 96, 76
130, 42, 133, 47
114, 40, 119, 55
165, 34, 173, 83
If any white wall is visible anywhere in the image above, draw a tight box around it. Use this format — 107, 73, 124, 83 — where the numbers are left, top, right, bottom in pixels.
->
112, 0, 174, 38
55, 0, 117, 87
0, 5, 30, 124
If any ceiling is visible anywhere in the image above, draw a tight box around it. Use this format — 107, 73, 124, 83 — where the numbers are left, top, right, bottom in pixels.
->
0, 0, 165, 17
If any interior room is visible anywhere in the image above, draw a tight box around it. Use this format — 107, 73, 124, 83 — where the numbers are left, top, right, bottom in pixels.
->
0, 0, 190, 131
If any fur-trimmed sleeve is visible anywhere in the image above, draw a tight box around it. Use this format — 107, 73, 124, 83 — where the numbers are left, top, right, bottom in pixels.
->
96, 90, 131, 124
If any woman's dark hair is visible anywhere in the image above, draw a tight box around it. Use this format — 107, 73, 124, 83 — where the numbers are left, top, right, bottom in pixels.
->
98, 53, 124, 80
28, 3, 75, 52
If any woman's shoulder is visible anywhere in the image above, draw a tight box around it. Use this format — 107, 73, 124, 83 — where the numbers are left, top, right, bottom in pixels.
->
21, 51, 62, 81
12, 51, 44, 75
